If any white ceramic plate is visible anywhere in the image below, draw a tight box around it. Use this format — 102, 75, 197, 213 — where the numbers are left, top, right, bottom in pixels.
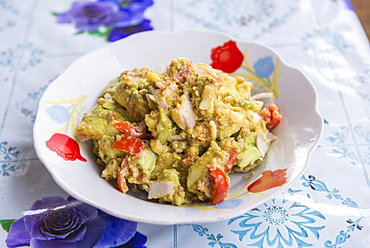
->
33, 30, 323, 225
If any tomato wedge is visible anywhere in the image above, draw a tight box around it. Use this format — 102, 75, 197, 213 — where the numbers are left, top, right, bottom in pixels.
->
259, 103, 282, 130
112, 133, 145, 155
224, 148, 237, 173
209, 167, 229, 205
111, 121, 151, 140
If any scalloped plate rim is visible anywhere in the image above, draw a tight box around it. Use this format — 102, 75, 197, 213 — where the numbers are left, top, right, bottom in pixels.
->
33, 29, 323, 225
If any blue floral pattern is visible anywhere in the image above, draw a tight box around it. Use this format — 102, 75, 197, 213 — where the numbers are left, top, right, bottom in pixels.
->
175, 0, 298, 40
354, 65, 370, 84
324, 218, 363, 248
0, 141, 20, 161
46, 105, 71, 124
302, 28, 348, 53
0, 43, 44, 72
192, 224, 237, 248
229, 46, 284, 98
0, 1, 19, 13
330, 147, 359, 165
209, 0, 274, 27
5, 196, 147, 248
44, 95, 87, 134
253, 56, 275, 78
0, 163, 17, 177
54, 0, 153, 42
228, 198, 326, 247
301, 175, 358, 207
326, 126, 349, 144
364, 147, 370, 166
13, 84, 49, 124
299, 174, 363, 247
354, 126, 370, 143
358, 92, 370, 103
0, 20, 15, 32
2, 0, 370, 246
0, 141, 25, 177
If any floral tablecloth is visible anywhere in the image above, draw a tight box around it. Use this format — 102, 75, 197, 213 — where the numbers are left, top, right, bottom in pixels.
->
1, 0, 370, 247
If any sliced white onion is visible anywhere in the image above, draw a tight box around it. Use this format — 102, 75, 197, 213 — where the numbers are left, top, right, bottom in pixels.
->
256, 134, 269, 157
199, 85, 214, 110
146, 94, 157, 109
247, 110, 261, 123
148, 181, 175, 199
155, 81, 166, 89
169, 83, 177, 91
266, 131, 277, 142
158, 61, 165, 73
209, 120, 217, 140
148, 86, 168, 110
169, 135, 187, 141
251, 92, 274, 100
178, 94, 196, 130
103, 93, 112, 99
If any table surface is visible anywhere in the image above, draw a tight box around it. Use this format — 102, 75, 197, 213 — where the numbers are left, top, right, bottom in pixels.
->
351, 0, 370, 40
1, 1, 370, 247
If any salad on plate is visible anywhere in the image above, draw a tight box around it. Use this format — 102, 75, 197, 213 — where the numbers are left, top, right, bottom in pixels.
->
75, 57, 282, 206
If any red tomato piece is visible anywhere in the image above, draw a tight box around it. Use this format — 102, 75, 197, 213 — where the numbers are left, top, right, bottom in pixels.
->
112, 133, 145, 155
111, 121, 151, 140
259, 103, 282, 130
209, 167, 229, 205
224, 148, 237, 173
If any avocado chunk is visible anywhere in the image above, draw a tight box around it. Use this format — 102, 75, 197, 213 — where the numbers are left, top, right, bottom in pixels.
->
148, 168, 186, 206
187, 142, 228, 201
234, 132, 263, 172
75, 99, 126, 141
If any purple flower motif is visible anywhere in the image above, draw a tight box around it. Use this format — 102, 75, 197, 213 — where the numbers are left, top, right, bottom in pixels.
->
56, 1, 123, 31
343, 0, 354, 10
54, 0, 154, 42
121, 231, 148, 248
45, 105, 70, 124
253, 56, 275, 78
95, 211, 137, 248
108, 19, 153, 42
5, 196, 145, 248
98, 0, 154, 27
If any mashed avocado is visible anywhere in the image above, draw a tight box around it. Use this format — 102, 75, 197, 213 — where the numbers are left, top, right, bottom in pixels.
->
75, 58, 278, 206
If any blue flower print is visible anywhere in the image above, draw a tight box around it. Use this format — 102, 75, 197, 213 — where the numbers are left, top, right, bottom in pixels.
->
95, 210, 138, 248
6, 196, 147, 248
228, 197, 326, 247
98, 0, 153, 27
235, 47, 283, 98
253, 56, 274, 78
120, 232, 148, 248
54, 0, 153, 42
45, 105, 70, 124
108, 19, 153, 42
56, 1, 123, 31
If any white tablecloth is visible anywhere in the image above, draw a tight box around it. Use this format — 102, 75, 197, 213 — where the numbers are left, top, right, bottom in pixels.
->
1, 0, 370, 247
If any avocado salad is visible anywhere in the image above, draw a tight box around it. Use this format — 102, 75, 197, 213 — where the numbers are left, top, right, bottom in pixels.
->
75, 58, 282, 206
